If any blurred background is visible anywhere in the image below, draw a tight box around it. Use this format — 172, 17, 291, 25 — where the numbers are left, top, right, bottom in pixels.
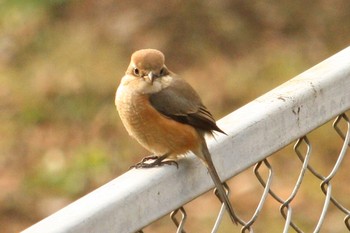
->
1, 0, 350, 232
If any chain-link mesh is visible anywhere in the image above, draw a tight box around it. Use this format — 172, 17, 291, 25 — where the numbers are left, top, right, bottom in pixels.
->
137, 111, 350, 233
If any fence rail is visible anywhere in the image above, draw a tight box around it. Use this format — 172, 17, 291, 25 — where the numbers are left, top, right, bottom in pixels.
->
22, 46, 350, 233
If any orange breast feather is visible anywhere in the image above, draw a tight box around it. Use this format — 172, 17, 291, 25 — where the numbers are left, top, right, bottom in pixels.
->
120, 94, 200, 156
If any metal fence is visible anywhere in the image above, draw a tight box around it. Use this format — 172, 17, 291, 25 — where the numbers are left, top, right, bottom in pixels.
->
22, 46, 350, 233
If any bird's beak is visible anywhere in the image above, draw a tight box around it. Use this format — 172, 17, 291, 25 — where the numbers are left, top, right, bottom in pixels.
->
147, 71, 156, 84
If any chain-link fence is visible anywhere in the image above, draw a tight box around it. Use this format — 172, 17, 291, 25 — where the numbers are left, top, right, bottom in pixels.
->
22, 47, 350, 233
162, 112, 349, 233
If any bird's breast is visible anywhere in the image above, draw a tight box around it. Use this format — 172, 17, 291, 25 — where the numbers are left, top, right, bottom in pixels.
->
115, 86, 200, 156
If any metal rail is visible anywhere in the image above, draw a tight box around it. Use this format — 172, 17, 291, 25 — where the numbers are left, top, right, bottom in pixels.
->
22, 46, 350, 233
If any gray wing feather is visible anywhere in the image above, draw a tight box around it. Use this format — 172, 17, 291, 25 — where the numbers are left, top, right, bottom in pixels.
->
149, 76, 225, 134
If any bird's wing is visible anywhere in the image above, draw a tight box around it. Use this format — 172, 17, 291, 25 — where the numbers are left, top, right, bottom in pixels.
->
149, 76, 225, 134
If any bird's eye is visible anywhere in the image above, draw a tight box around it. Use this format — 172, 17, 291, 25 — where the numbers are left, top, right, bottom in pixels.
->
159, 68, 166, 76
133, 68, 140, 76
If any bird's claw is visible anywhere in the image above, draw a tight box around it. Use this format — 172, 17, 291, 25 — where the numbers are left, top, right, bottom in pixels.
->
130, 156, 178, 169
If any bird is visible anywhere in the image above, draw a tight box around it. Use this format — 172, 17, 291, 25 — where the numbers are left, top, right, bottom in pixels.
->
115, 48, 238, 224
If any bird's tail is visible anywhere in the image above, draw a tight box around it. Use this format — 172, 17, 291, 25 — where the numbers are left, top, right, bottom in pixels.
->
200, 140, 238, 225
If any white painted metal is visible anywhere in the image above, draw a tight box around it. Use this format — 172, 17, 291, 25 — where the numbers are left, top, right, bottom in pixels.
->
22, 46, 350, 233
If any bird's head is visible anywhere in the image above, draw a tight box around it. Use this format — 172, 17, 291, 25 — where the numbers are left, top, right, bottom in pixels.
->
127, 49, 170, 84
123, 49, 173, 94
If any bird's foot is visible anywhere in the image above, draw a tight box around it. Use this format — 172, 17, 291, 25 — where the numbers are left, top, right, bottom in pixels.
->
130, 154, 178, 169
